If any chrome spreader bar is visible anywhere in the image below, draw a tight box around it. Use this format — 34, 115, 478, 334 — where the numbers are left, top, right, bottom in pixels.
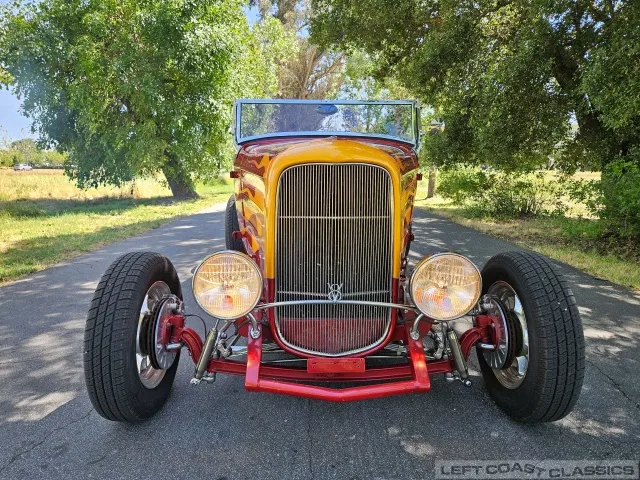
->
257, 299, 421, 312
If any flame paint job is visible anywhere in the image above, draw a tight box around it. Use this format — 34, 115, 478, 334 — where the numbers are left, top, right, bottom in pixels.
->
233, 137, 419, 280
232, 136, 420, 358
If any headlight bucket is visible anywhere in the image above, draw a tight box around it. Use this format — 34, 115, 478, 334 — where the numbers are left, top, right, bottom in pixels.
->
410, 252, 482, 321
192, 251, 263, 320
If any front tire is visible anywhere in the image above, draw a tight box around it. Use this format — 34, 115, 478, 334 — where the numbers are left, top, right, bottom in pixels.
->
225, 195, 246, 253
478, 251, 585, 423
83, 252, 182, 422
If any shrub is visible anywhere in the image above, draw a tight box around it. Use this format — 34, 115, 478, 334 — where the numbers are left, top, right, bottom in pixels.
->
564, 159, 640, 240
438, 167, 568, 218
599, 160, 640, 238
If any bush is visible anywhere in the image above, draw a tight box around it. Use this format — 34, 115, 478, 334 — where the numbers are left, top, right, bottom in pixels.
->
438, 167, 568, 218
564, 159, 640, 241
599, 160, 640, 238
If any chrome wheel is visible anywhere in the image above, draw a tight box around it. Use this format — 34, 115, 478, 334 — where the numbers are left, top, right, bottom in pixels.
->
482, 297, 510, 370
483, 281, 529, 389
136, 281, 171, 389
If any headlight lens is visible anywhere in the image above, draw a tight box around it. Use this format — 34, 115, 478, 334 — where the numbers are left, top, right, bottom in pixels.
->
410, 253, 481, 321
192, 251, 263, 319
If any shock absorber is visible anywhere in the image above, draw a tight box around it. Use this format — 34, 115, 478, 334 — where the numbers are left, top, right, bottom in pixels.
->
446, 327, 472, 387
191, 327, 217, 385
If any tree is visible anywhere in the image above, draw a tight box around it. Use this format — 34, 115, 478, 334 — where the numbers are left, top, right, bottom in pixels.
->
10, 138, 38, 164
0, 136, 67, 167
254, 0, 345, 99
1, 0, 251, 198
311, 0, 640, 173
581, 2, 640, 162
278, 42, 345, 98
241, 15, 298, 99
0, 65, 11, 85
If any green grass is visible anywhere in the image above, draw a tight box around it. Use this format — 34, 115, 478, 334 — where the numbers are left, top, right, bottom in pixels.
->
0, 170, 233, 284
4, 169, 638, 292
415, 190, 640, 292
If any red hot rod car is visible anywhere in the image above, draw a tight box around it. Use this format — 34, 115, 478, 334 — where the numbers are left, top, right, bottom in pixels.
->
84, 100, 585, 423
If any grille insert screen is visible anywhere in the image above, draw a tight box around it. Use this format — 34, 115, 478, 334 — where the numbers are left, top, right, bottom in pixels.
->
275, 164, 393, 356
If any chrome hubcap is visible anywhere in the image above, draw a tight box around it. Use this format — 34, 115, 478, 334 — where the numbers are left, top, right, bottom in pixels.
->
483, 281, 529, 389
136, 281, 172, 389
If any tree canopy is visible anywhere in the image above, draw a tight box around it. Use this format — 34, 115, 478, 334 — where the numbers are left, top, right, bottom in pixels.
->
311, 0, 640, 172
253, 0, 346, 99
0, 0, 279, 197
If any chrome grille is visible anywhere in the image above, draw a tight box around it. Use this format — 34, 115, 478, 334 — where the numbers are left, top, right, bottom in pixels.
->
275, 163, 393, 356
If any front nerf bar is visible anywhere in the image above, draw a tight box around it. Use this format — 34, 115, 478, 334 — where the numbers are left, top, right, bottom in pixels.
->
244, 323, 431, 402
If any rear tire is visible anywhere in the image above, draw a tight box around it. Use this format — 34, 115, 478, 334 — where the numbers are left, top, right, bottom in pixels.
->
225, 195, 246, 253
478, 251, 585, 423
83, 252, 182, 422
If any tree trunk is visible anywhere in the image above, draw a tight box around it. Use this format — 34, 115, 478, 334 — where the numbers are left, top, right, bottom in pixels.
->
162, 152, 198, 199
427, 168, 437, 198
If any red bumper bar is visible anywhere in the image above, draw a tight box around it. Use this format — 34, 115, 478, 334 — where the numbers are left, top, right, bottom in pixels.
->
243, 324, 431, 402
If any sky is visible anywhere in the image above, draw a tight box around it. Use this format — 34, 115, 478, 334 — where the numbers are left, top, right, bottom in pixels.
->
0, 0, 32, 142
0, 88, 32, 142
0, 3, 261, 143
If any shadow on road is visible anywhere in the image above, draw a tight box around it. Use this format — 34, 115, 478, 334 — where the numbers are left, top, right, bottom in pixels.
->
0, 208, 638, 479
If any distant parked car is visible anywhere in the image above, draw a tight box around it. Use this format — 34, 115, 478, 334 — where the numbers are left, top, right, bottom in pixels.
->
13, 163, 33, 171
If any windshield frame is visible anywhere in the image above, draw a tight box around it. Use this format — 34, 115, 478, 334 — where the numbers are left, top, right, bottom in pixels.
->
234, 99, 420, 149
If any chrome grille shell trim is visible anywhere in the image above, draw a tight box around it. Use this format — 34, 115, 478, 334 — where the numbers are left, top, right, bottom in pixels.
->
274, 163, 394, 356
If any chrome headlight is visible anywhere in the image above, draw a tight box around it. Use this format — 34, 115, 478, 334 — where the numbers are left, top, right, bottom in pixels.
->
410, 253, 482, 321
192, 251, 263, 319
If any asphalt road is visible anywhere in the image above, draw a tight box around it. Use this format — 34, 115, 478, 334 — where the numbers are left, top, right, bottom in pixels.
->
0, 205, 639, 480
